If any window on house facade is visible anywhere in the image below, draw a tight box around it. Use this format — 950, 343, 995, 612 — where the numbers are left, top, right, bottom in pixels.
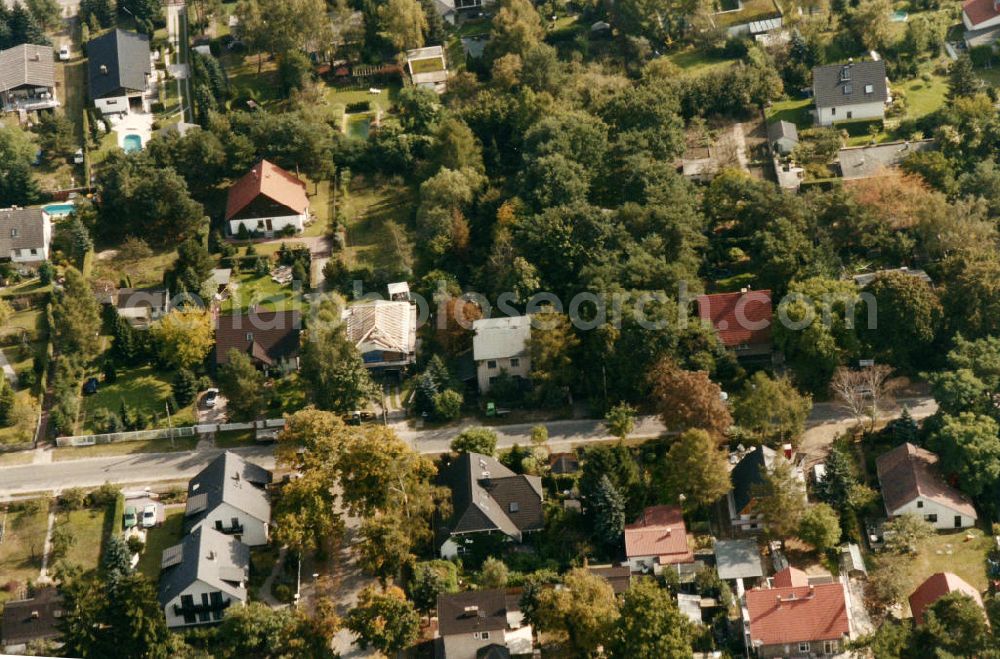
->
916, 500, 923, 508
510, 358, 520, 368
831, 107, 836, 116
487, 360, 497, 369
799, 642, 811, 653
865, 84, 874, 94
824, 640, 835, 654
924, 514, 937, 523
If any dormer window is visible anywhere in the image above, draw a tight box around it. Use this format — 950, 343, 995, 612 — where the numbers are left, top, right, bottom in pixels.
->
509, 501, 519, 513
843, 84, 852, 95
10, 228, 17, 238
864, 83, 874, 94
840, 66, 850, 81
246, 332, 253, 341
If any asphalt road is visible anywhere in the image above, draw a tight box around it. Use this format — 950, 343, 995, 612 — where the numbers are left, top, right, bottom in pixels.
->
0, 397, 937, 498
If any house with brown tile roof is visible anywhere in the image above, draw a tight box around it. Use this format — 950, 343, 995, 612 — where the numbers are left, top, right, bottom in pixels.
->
696, 289, 772, 359
908, 572, 985, 625
624, 505, 694, 574
963, 0, 1000, 46
225, 160, 309, 237
876, 443, 977, 530
214, 310, 301, 374
745, 577, 852, 658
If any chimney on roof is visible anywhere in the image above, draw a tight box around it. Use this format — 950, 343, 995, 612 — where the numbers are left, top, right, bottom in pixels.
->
463, 605, 479, 617
740, 287, 749, 294
30, 610, 39, 619
848, 57, 853, 65
783, 443, 793, 460
100, 64, 108, 75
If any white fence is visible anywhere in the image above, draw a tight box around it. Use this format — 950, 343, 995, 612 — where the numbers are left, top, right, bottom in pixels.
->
55, 418, 287, 448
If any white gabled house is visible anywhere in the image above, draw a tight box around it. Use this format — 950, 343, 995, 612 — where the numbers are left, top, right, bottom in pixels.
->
812, 60, 889, 127
876, 443, 977, 530
0, 208, 51, 264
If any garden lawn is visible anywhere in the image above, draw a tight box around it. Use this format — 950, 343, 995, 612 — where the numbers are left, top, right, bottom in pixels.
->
323, 85, 400, 114
222, 272, 305, 313
221, 52, 281, 108
137, 508, 185, 581
0, 390, 40, 447
78, 365, 196, 434
898, 528, 992, 616
52, 435, 199, 461
665, 48, 737, 75
302, 178, 332, 237
0, 279, 51, 298
0, 501, 50, 605
91, 250, 178, 290
898, 73, 948, 120
340, 180, 417, 273
766, 98, 813, 128
55, 507, 110, 573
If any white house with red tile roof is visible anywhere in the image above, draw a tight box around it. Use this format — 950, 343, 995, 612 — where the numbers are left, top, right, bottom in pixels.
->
225, 160, 309, 237
962, 0, 1000, 45
909, 572, 985, 626
623, 505, 694, 574
875, 443, 977, 531
696, 289, 772, 358
745, 572, 852, 658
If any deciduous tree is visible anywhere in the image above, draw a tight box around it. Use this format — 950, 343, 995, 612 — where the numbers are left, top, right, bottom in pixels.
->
532, 567, 619, 656
663, 429, 732, 509
377, 0, 426, 51
450, 427, 498, 456
649, 358, 731, 440
797, 503, 841, 552
609, 578, 695, 659
752, 455, 806, 541
218, 350, 266, 421
345, 585, 420, 656
732, 372, 812, 446
52, 268, 101, 361
150, 309, 214, 370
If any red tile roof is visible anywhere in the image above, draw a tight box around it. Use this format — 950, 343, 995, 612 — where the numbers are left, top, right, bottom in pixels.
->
746, 582, 850, 647
773, 566, 809, 588
225, 160, 309, 221
908, 572, 984, 626
696, 290, 772, 348
964, 0, 999, 28
624, 505, 694, 565
876, 443, 977, 520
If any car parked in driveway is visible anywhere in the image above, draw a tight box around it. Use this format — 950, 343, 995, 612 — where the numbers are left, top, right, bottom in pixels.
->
142, 504, 157, 528
58, 44, 70, 60
124, 506, 137, 529
203, 388, 219, 408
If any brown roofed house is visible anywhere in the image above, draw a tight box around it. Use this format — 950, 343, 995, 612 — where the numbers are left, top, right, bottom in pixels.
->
745, 578, 852, 658
1, 587, 63, 654
214, 309, 301, 374
908, 572, 985, 625
624, 505, 694, 574
876, 443, 977, 530
226, 160, 309, 238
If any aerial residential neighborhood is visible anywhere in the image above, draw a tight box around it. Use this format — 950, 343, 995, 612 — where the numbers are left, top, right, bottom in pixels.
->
1, 0, 1000, 656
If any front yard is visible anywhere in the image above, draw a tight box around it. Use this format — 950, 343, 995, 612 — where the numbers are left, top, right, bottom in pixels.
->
898, 528, 992, 616
137, 508, 185, 581
54, 507, 110, 573
0, 500, 50, 605
78, 365, 197, 435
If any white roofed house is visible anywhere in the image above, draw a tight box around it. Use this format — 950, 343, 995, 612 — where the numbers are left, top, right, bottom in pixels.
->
472, 315, 532, 394
184, 451, 272, 547
342, 299, 418, 372
0, 208, 52, 264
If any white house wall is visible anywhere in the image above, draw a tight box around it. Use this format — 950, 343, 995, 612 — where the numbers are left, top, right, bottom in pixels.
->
94, 95, 131, 115
442, 629, 506, 659
163, 579, 242, 628
816, 100, 885, 126
889, 498, 975, 530
228, 214, 306, 237
476, 356, 531, 393
188, 501, 269, 546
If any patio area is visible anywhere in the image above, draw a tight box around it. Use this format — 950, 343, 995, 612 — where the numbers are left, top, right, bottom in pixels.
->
109, 111, 154, 152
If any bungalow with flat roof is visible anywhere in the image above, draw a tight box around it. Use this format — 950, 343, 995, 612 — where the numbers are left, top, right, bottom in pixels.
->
87, 29, 153, 115
812, 60, 888, 127
0, 207, 51, 263
624, 504, 694, 574
225, 160, 309, 237
406, 45, 448, 93
184, 451, 272, 546
214, 309, 301, 374
113, 287, 170, 328
437, 452, 544, 559
157, 526, 250, 628
342, 299, 417, 371
838, 139, 934, 180
876, 443, 978, 530
472, 315, 532, 394
0, 44, 58, 112
1, 587, 63, 654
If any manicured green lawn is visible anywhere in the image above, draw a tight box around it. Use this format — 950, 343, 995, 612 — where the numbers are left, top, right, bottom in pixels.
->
78, 365, 196, 434
220, 52, 281, 108
137, 508, 185, 581
324, 85, 399, 114
666, 49, 737, 75
766, 98, 813, 128
898, 73, 948, 119
55, 507, 109, 572
0, 279, 51, 298
222, 272, 305, 313
53, 436, 199, 461
0, 501, 50, 604
303, 178, 332, 238
898, 528, 992, 616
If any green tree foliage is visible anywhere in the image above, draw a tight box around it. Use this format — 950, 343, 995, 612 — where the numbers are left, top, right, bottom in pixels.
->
377, 0, 426, 50
0, 378, 14, 426
215, 601, 338, 658
928, 412, 1000, 501
662, 429, 732, 509
409, 561, 458, 615
605, 402, 636, 441
580, 442, 643, 518
649, 358, 732, 440
171, 368, 198, 406
345, 586, 420, 656
450, 427, 498, 456
915, 592, 993, 656
732, 372, 812, 446
881, 513, 933, 554
95, 152, 206, 246
861, 271, 943, 370
119, 0, 160, 33
751, 455, 806, 541
101, 534, 133, 583
485, 0, 544, 61
0, 122, 41, 206
52, 268, 102, 362
528, 309, 580, 407
299, 300, 377, 413
609, 578, 695, 659
218, 350, 267, 421
948, 54, 981, 101
797, 503, 841, 551
477, 557, 510, 589
591, 475, 626, 546
532, 567, 620, 657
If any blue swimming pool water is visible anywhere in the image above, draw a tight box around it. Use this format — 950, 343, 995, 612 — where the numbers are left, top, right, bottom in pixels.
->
43, 203, 75, 216
123, 134, 143, 153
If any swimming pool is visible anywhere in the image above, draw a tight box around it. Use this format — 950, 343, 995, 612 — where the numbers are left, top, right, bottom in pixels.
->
346, 115, 370, 141
43, 202, 75, 216
890, 9, 908, 21
123, 134, 143, 153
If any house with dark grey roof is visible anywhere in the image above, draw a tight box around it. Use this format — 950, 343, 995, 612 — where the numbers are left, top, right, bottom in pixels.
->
158, 526, 250, 628
112, 286, 170, 327
0, 207, 52, 263
437, 452, 544, 559
837, 138, 934, 180
184, 451, 272, 546
0, 44, 58, 112
812, 60, 888, 126
1, 587, 63, 654
728, 446, 805, 532
87, 29, 152, 115
436, 589, 533, 659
